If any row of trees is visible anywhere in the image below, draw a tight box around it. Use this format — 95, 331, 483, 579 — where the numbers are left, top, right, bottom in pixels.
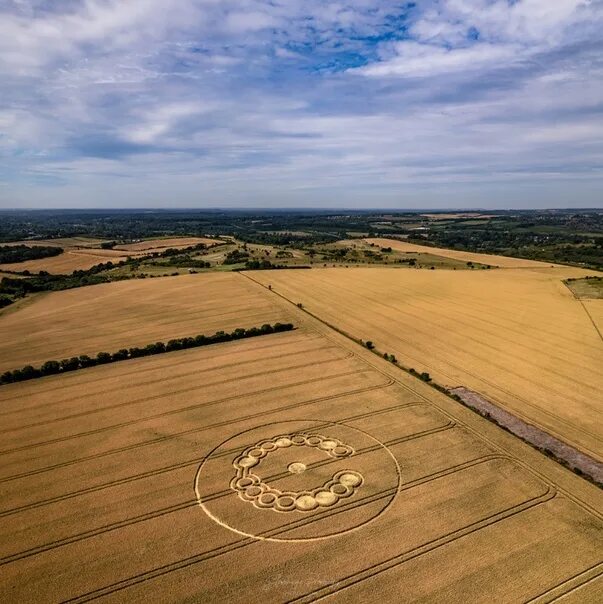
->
0, 322, 294, 386
240, 259, 311, 271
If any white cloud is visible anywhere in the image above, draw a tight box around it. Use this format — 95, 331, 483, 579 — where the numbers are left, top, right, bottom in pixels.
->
0, 0, 601, 208
356, 40, 521, 77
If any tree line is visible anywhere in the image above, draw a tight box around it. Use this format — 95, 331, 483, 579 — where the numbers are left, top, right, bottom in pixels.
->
0, 322, 294, 386
0, 244, 63, 264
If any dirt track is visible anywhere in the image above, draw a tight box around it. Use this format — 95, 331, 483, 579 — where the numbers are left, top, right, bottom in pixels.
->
450, 386, 603, 484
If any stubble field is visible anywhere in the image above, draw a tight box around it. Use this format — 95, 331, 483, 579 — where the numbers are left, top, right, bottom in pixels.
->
113, 236, 221, 252
0, 272, 288, 373
250, 266, 603, 460
364, 237, 558, 268
0, 287, 601, 602
0, 236, 222, 274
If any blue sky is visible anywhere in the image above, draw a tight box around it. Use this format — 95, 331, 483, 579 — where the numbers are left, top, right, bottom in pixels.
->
0, 0, 602, 208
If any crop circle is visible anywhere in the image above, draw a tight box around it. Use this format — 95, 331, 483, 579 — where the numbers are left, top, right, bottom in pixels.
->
195, 419, 400, 542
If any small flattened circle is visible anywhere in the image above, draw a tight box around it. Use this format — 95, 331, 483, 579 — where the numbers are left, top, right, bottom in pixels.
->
288, 462, 307, 474
295, 495, 318, 511
333, 445, 352, 457
330, 483, 349, 496
320, 440, 337, 450
275, 495, 296, 511
339, 472, 363, 487
238, 456, 259, 468
314, 490, 338, 506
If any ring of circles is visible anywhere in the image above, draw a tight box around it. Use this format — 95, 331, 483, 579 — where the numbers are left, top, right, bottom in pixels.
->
230, 432, 364, 512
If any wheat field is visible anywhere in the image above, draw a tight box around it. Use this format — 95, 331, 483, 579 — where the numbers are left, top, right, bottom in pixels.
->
250, 266, 603, 460
364, 237, 559, 268
113, 236, 221, 252
0, 272, 287, 373
0, 292, 600, 602
0, 237, 221, 274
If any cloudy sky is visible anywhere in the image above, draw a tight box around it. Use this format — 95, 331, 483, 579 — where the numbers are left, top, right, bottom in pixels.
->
1, 0, 602, 209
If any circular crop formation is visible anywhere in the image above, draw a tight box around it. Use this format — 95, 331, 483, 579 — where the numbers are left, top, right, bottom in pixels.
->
230, 432, 363, 512
195, 419, 400, 542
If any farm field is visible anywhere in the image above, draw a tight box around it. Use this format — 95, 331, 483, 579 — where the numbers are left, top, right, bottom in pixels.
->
1, 236, 110, 248
113, 236, 221, 252
0, 248, 130, 274
0, 272, 287, 373
364, 237, 558, 268
0, 237, 222, 274
250, 266, 603, 460
0, 300, 601, 602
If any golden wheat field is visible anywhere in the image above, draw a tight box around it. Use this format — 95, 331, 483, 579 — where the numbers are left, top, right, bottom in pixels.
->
250, 266, 603, 460
364, 237, 559, 268
0, 273, 288, 373
113, 236, 221, 252
0, 237, 221, 274
0, 288, 601, 602
0, 249, 131, 274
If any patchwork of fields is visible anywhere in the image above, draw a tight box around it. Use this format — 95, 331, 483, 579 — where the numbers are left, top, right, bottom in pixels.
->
113, 236, 221, 253
364, 237, 558, 268
0, 236, 221, 274
250, 267, 603, 460
0, 273, 287, 373
0, 297, 601, 602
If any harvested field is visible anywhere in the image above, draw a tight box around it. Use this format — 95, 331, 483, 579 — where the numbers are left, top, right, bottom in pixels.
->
0, 298, 600, 602
114, 237, 221, 252
0, 272, 287, 373
421, 213, 497, 220
250, 266, 603, 460
365, 237, 558, 268
1, 237, 109, 248
0, 237, 222, 274
0, 249, 130, 274
565, 277, 603, 300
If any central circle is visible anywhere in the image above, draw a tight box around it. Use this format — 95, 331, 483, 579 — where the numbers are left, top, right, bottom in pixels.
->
288, 461, 307, 474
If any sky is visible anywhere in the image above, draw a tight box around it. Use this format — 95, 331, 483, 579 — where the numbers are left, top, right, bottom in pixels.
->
0, 0, 602, 209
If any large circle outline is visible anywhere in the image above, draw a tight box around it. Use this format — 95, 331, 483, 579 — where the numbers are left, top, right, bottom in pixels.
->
194, 419, 402, 542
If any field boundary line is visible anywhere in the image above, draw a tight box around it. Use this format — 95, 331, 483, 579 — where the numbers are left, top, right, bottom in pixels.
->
525, 561, 603, 604
0, 373, 393, 483
277, 273, 601, 441
578, 300, 603, 343
240, 273, 603, 518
